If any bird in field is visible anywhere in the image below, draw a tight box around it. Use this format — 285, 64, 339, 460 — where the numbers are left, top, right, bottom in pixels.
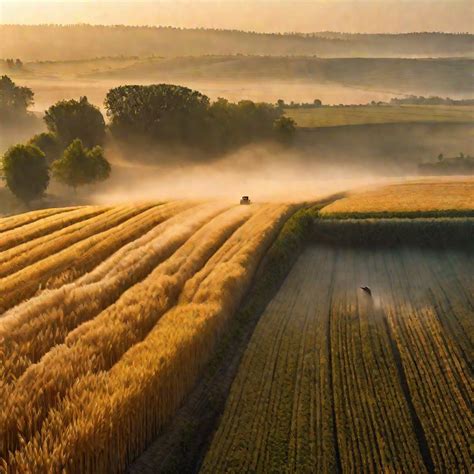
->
360, 286, 372, 296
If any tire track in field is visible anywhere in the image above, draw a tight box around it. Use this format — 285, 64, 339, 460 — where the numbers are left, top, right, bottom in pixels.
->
381, 314, 434, 473
326, 249, 342, 474
362, 252, 424, 472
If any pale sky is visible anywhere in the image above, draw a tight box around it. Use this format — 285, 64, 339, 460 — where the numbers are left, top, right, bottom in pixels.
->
0, 0, 473, 33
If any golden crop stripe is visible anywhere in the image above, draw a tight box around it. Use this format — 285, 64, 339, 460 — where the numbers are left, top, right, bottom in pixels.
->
0, 204, 253, 461
0, 203, 159, 314
4, 205, 292, 472
0, 207, 82, 234
0, 206, 111, 253
0, 206, 134, 277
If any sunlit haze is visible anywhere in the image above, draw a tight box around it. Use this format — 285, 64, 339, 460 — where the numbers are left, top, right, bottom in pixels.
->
1, 0, 473, 33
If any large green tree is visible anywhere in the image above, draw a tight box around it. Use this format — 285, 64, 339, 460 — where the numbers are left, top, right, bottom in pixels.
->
44, 97, 106, 149
52, 139, 111, 191
0, 75, 34, 121
1, 144, 49, 204
105, 84, 211, 146
105, 84, 288, 156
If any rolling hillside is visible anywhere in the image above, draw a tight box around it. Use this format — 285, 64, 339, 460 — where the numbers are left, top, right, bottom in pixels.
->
1, 26, 473, 60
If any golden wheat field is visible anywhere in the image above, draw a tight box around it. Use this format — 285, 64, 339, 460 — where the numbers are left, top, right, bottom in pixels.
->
0, 201, 294, 472
320, 179, 474, 216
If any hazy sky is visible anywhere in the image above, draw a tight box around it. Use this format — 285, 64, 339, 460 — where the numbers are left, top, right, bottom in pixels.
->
0, 0, 473, 33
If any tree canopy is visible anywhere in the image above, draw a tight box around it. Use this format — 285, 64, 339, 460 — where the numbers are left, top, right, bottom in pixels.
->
105, 84, 210, 146
0, 75, 34, 122
52, 138, 110, 190
44, 96, 106, 149
28, 132, 62, 164
105, 84, 289, 157
1, 144, 49, 204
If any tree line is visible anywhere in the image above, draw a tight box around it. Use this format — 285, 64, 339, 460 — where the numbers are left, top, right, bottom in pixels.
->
389, 95, 474, 106
1, 76, 295, 205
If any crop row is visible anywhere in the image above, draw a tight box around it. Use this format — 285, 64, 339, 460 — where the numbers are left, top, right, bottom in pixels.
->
2, 203, 291, 472
203, 244, 471, 473
0, 205, 143, 278
0, 207, 80, 234
382, 248, 472, 471
0, 206, 109, 253
0, 201, 196, 385
0, 203, 175, 313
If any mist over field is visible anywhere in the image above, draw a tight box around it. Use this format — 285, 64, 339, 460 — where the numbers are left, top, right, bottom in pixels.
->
89, 119, 473, 204
91, 144, 378, 204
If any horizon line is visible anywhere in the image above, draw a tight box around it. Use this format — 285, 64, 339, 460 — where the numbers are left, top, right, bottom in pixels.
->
1, 24, 473, 35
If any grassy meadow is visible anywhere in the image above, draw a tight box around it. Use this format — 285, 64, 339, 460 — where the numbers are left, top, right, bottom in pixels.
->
285, 104, 474, 128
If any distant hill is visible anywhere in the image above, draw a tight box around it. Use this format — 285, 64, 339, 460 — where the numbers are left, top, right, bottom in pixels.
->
82, 56, 474, 96
1, 25, 473, 61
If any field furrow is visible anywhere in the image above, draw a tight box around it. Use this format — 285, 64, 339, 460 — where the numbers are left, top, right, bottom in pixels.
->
0, 205, 110, 253
203, 243, 471, 473
0, 203, 166, 313
0, 205, 144, 277
4, 204, 292, 472
0, 207, 81, 234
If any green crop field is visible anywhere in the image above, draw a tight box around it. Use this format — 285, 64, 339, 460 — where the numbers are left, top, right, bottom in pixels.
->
203, 230, 473, 472
285, 105, 474, 127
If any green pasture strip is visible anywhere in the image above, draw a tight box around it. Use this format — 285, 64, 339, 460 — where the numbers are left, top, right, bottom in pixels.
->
285, 105, 474, 128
